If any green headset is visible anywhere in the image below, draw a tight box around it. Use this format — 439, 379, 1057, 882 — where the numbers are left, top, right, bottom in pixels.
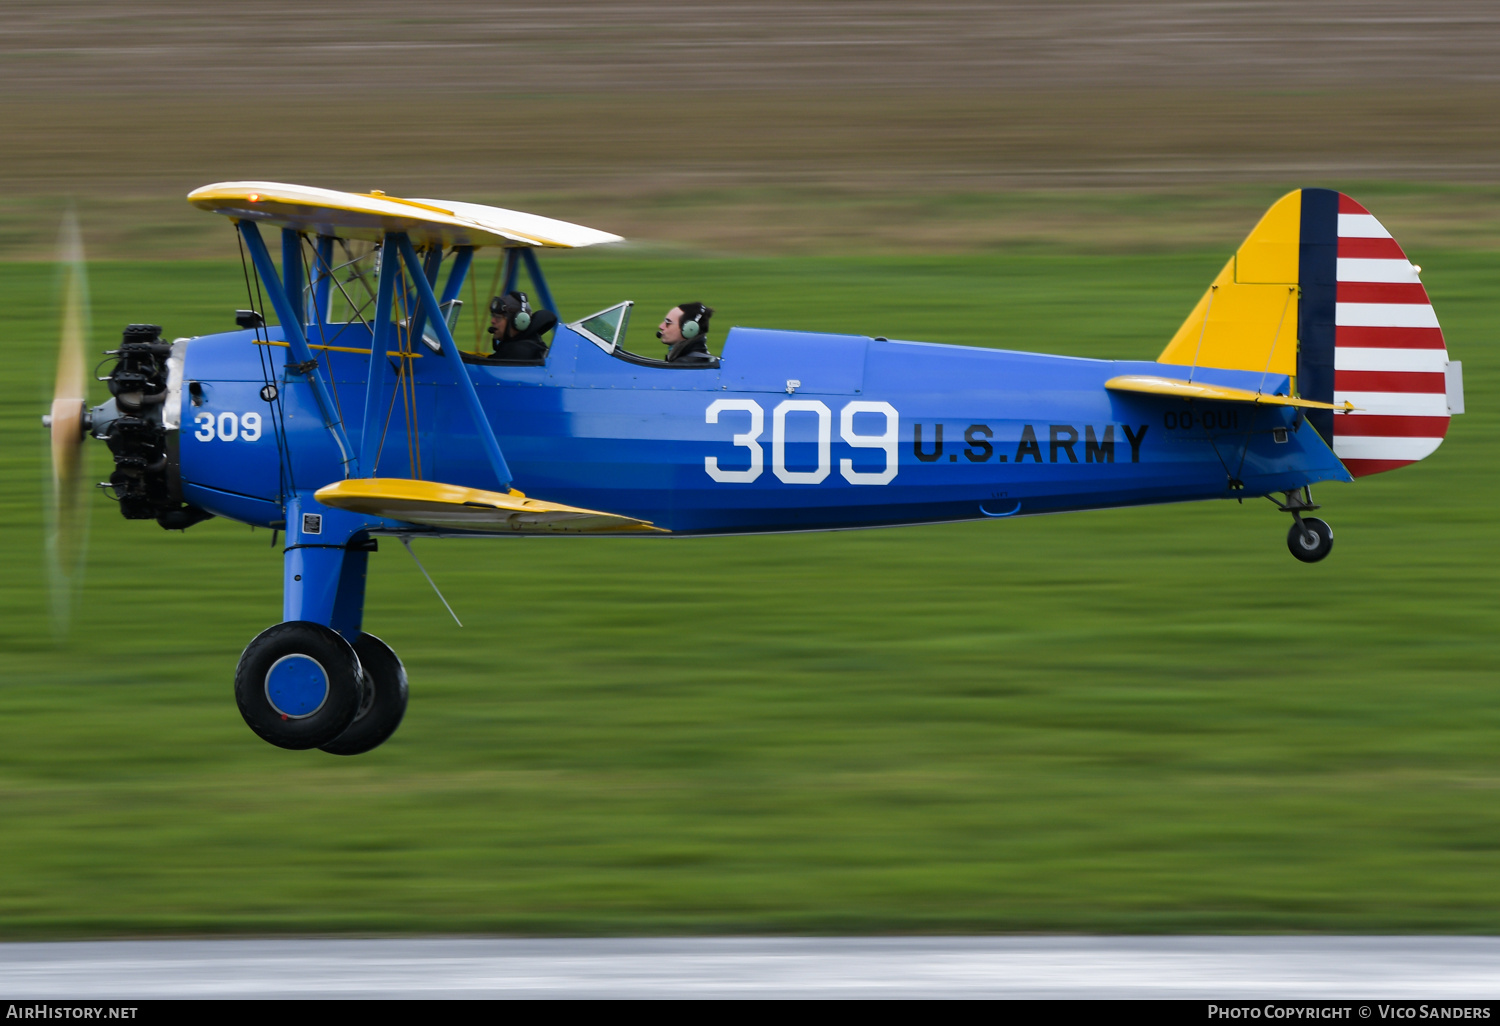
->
678, 303, 707, 340
490, 291, 532, 332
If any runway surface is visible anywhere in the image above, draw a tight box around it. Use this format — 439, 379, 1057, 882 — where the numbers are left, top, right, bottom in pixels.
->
4, 937, 1500, 999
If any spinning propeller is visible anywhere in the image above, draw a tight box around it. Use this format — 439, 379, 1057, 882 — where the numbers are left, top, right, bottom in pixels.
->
43, 211, 91, 634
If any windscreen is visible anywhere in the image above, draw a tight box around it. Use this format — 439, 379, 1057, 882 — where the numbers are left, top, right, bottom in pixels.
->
573, 302, 632, 350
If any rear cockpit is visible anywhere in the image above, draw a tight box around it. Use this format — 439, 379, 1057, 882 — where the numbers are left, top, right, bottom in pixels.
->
568, 301, 721, 370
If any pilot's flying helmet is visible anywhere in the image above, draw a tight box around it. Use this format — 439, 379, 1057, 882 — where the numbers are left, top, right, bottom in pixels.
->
488, 291, 532, 332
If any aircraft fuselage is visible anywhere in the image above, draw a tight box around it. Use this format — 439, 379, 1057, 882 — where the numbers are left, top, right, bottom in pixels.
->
171, 322, 1349, 537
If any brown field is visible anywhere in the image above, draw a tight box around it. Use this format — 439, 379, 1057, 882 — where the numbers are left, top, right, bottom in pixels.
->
3, 2, 1499, 256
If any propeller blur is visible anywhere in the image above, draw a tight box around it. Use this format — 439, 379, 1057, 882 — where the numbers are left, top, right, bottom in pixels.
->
44, 210, 91, 635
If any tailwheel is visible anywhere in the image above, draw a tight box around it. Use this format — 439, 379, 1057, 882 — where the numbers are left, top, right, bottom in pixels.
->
234, 621, 363, 750
1287, 517, 1334, 563
319, 633, 409, 756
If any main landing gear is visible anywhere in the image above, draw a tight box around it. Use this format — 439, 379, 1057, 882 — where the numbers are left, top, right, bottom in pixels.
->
1272, 487, 1333, 563
235, 622, 409, 755
232, 497, 411, 755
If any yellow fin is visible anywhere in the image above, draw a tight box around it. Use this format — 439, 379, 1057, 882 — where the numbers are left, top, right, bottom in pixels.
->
315, 478, 666, 534
1106, 374, 1355, 411
1158, 190, 1301, 377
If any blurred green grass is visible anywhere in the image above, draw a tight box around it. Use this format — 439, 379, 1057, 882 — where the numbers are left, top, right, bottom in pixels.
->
0, 246, 1496, 937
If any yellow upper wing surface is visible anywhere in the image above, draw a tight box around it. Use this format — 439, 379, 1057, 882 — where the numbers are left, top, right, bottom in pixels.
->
188, 181, 624, 249
314, 478, 665, 534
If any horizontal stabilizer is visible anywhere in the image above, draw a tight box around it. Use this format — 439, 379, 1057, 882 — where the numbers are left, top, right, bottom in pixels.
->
1105, 375, 1356, 411
315, 478, 665, 534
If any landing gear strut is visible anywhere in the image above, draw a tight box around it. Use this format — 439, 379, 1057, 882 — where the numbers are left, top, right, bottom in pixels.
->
1272, 487, 1333, 563
235, 498, 412, 755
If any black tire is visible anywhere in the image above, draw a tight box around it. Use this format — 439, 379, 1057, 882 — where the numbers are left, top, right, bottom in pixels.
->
319, 633, 409, 756
1287, 517, 1334, 563
234, 621, 363, 750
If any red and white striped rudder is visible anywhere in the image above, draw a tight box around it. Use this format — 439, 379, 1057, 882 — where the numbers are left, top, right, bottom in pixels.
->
1330, 194, 1458, 477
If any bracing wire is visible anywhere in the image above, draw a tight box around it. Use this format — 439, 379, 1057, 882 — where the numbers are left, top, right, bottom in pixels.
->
393, 271, 422, 480
407, 294, 422, 480
1188, 285, 1216, 384
469, 255, 480, 353
1232, 286, 1296, 483
395, 277, 411, 476
480, 252, 505, 354
1232, 406, 1259, 485
299, 235, 361, 349
238, 226, 295, 497
300, 237, 347, 434
370, 252, 408, 478
1257, 286, 1297, 396
400, 537, 462, 627
339, 238, 380, 305
372, 349, 404, 476
319, 239, 377, 330
239, 232, 283, 487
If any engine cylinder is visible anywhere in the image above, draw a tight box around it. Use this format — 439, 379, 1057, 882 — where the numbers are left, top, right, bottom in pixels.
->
99, 324, 212, 530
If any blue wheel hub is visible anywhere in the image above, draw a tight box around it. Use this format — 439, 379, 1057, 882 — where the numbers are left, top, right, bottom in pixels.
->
265, 654, 329, 718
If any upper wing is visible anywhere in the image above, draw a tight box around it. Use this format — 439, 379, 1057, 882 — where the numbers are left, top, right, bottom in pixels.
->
188, 182, 623, 250
1105, 374, 1356, 411
315, 479, 665, 535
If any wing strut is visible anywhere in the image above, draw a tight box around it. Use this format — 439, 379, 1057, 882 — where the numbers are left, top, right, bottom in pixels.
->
358, 236, 401, 474
393, 233, 514, 492
440, 246, 475, 321
239, 221, 357, 476
309, 235, 335, 327
499, 246, 558, 316
410, 246, 473, 346
280, 229, 304, 337
519, 247, 557, 315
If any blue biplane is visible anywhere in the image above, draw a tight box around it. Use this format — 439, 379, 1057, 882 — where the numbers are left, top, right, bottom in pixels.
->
44, 183, 1464, 754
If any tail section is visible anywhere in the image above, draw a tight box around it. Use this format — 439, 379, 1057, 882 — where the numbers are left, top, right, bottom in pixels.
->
1158, 189, 1457, 477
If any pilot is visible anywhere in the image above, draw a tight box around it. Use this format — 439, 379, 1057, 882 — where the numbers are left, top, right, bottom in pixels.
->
657, 302, 716, 363
488, 291, 557, 360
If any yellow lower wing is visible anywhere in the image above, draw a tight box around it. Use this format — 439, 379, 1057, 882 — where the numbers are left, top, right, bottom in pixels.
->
315, 478, 666, 534
1105, 375, 1356, 411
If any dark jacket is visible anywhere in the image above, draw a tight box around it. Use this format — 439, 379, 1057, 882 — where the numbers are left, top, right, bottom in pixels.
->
665, 337, 714, 363
491, 310, 557, 361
